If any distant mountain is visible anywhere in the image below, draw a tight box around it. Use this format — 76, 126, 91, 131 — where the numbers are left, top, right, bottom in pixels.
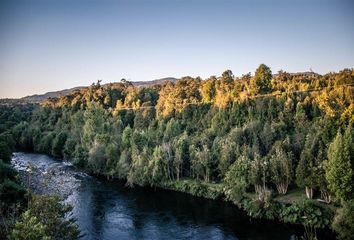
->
20, 87, 84, 103
131, 77, 177, 87
0, 78, 178, 105
2, 73, 321, 105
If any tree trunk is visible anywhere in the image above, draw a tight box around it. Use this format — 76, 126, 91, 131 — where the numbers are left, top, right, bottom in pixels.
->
320, 190, 331, 204
276, 182, 288, 194
255, 184, 263, 195
176, 167, 180, 181
305, 186, 313, 199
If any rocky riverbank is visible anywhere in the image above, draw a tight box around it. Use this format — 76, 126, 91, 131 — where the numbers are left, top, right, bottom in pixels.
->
11, 152, 84, 198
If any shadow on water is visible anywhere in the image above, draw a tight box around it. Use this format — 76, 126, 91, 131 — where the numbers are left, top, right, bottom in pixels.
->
76, 179, 299, 240
13, 152, 303, 240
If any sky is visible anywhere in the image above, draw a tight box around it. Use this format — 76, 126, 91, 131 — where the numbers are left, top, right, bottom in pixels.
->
0, 0, 353, 98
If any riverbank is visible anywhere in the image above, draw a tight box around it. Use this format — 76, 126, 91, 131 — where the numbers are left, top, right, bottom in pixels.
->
13, 152, 310, 240
161, 179, 337, 240
12, 152, 338, 239
90, 168, 337, 239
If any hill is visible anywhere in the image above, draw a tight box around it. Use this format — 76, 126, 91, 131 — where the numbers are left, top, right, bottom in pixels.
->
0, 78, 177, 105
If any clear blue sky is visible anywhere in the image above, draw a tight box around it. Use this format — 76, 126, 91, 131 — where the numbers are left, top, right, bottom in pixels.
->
0, 0, 353, 98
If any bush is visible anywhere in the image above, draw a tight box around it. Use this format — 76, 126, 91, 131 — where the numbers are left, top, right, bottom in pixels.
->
332, 200, 354, 240
10, 195, 80, 240
279, 200, 333, 228
0, 179, 26, 204
163, 179, 224, 200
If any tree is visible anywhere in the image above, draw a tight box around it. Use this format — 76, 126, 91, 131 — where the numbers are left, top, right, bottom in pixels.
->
10, 195, 80, 240
10, 211, 50, 240
201, 76, 217, 103
220, 70, 234, 91
88, 140, 107, 173
250, 64, 272, 95
325, 130, 353, 202
269, 143, 292, 194
343, 125, 354, 182
295, 131, 324, 199
0, 141, 12, 163
115, 149, 131, 179
332, 200, 354, 240
0, 160, 26, 205
315, 163, 332, 203
216, 138, 236, 178
249, 153, 267, 196
196, 144, 212, 182
296, 148, 317, 199
190, 144, 211, 181
163, 118, 181, 142
105, 143, 120, 176
51, 131, 67, 157
149, 146, 168, 185
224, 154, 251, 203
173, 132, 189, 180
127, 147, 150, 186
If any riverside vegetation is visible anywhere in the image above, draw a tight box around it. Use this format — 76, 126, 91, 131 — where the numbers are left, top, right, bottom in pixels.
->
0, 105, 80, 239
0, 64, 353, 239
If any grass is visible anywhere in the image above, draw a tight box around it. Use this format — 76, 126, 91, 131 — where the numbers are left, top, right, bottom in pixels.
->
275, 188, 306, 204
274, 188, 337, 212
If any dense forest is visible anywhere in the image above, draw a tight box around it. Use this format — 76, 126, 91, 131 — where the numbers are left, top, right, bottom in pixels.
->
1, 64, 353, 239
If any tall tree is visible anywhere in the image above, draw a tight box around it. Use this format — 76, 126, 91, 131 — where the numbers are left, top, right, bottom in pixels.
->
250, 64, 272, 95
296, 148, 317, 199
325, 129, 353, 202
224, 154, 251, 203
269, 143, 292, 194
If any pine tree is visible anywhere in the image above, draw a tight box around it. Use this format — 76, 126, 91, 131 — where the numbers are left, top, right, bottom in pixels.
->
325, 130, 353, 202
296, 148, 316, 199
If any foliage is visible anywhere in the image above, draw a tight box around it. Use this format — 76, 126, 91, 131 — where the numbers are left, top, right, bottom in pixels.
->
9, 195, 80, 240
163, 179, 224, 200
224, 155, 251, 203
250, 64, 272, 95
325, 128, 353, 202
9, 210, 51, 240
1, 66, 354, 239
269, 142, 292, 194
332, 200, 354, 240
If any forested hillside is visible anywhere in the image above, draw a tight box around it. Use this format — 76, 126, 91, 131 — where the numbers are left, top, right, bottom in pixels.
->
1, 65, 354, 239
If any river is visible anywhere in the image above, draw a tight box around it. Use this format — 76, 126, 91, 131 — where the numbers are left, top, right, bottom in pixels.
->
11, 152, 301, 240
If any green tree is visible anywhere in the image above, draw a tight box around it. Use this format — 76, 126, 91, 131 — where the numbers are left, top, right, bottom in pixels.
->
10, 195, 80, 240
0, 160, 26, 205
343, 125, 354, 182
201, 76, 217, 103
149, 146, 168, 185
325, 130, 353, 202
51, 131, 67, 157
0, 141, 12, 163
10, 211, 51, 240
250, 64, 272, 95
296, 148, 317, 199
115, 149, 131, 179
269, 143, 292, 194
332, 200, 354, 240
173, 132, 189, 180
224, 154, 251, 203
127, 147, 150, 186
88, 140, 107, 173
249, 153, 266, 195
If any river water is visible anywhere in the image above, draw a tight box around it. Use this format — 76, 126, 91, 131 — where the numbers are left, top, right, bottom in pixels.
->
11, 152, 300, 240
